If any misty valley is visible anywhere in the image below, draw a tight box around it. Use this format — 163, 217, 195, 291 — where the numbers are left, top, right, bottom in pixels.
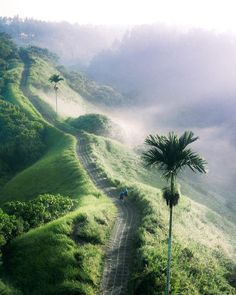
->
0, 16, 235, 295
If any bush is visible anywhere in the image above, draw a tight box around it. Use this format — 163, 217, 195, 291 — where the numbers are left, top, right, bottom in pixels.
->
3, 194, 76, 230
0, 99, 46, 173
0, 194, 76, 258
0, 209, 24, 248
67, 113, 124, 141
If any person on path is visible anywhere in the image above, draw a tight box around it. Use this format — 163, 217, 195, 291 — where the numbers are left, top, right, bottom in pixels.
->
119, 191, 125, 202
119, 188, 128, 202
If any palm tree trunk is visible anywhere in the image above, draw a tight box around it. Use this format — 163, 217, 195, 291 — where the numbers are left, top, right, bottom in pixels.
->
55, 89, 58, 115
166, 204, 173, 295
165, 173, 174, 295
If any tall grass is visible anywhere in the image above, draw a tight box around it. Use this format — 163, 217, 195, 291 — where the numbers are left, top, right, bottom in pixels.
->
3, 195, 116, 295
82, 132, 236, 294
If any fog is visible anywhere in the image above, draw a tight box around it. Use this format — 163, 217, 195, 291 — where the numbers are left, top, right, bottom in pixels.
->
1, 18, 235, 206
0, 17, 127, 65
86, 25, 236, 205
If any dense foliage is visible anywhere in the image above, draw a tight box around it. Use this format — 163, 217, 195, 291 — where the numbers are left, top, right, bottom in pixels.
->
3, 195, 115, 295
0, 100, 46, 177
0, 32, 19, 94
26, 46, 58, 64
0, 194, 76, 250
3, 194, 76, 230
67, 113, 123, 141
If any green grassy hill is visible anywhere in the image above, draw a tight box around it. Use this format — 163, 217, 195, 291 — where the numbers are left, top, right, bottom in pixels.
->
0, 34, 235, 294
81, 132, 236, 294
0, 35, 116, 294
3, 195, 116, 295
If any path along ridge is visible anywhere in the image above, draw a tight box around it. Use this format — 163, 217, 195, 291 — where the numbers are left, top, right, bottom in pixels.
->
77, 135, 139, 295
19, 56, 139, 294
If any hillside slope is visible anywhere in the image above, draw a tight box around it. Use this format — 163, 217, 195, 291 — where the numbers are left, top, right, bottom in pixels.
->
0, 35, 117, 295
81, 132, 236, 294
0, 34, 235, 294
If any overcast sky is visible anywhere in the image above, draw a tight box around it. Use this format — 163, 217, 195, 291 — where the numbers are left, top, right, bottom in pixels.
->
1, 0, 236, 31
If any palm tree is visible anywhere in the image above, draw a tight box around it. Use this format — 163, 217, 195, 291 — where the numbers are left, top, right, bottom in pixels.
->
49, 74, 64, 115
142, 131, 207, 295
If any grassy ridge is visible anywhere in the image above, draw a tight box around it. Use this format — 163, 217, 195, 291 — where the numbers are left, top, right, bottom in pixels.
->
0, 53, 96, 202
1, 127, 96, 202
3, 195, 116, 295
82, 132, 236, 294
27, 50, 92, 119
0, 43, 117, 294
2, 59, 42, 119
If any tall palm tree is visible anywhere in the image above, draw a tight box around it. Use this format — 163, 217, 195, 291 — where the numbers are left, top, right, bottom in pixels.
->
142, 131, 207, 295
49, 74, 64, 115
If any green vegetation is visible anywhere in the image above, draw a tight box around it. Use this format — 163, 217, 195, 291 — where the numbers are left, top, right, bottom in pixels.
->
0, 194, 75, 250
58, 66, 127, 106
3, 195, 116, 295
3, 194, 76, 230
0, 100, 46, 181
142, 131, 207, 294
0, 127, 96, 202
67, 113, 123, 141
0, 36, 117, 295
0, 32, 19, 95
82, 132, 236, 294
0, 281, 22, 295
0, 32, 235, 295
25, 47, 90, 119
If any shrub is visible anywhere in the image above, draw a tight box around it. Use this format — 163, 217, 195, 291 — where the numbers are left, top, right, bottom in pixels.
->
0, 99, 46, 173
3, 194, 76, 230
67, 113, 124, 141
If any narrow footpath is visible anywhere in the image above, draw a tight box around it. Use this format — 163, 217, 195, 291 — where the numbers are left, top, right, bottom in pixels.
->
77, 135, 139, 295
19, 55, 140, 294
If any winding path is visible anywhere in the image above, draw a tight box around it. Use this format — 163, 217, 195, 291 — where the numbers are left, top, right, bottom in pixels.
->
19, 55, 140, 294
77, 135, 139, 295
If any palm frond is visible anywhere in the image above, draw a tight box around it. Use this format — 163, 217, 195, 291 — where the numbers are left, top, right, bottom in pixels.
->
142, 148, 166, 168
49, 74, 64, 83
179, 131, 198, 150
181, 149, 207, 173
142, 131, 208, 181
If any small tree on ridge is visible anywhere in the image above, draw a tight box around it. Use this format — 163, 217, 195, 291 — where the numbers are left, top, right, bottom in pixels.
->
49, 74, 64, 115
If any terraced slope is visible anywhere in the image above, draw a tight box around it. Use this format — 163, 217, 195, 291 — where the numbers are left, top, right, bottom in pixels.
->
77, 135, 139, 295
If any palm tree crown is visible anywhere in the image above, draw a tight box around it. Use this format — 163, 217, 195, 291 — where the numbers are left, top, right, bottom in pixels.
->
49, 74, 64, 85
142, 131, 207, 181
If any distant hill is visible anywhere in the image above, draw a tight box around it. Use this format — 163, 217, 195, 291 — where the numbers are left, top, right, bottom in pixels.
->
0, 16, 126, 65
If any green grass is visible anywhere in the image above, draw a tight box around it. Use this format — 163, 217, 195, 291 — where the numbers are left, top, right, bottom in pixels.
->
0, 56, 97, 202
3, 194, 116, 295
0, 45, 118, 295
82, 132, 236, 294
0, 127, 96, 202
2, 60, 42, 120
2, 42, 235, 294
83, 132, 165, 189
27, 54, 92, 119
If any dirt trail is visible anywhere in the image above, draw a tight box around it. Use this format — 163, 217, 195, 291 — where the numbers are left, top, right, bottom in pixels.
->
19, 54, 139, 294
77, 135, 139, 295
